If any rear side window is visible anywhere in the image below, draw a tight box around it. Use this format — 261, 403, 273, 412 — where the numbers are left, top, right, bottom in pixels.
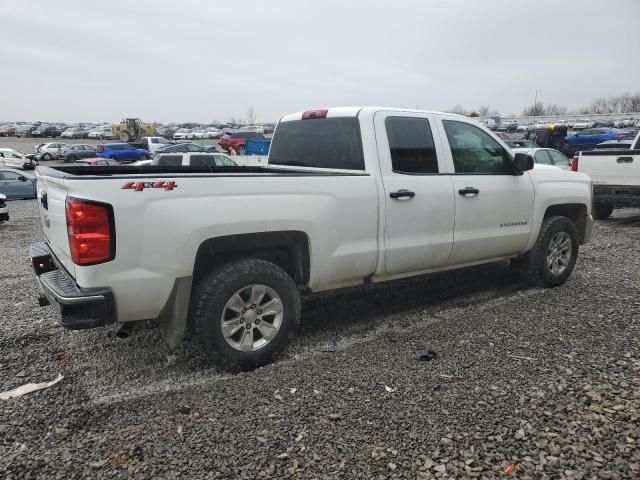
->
548, 150, 570, 166
155, 155, 182, 166
385, 117, 438, 174
269, 118, 364, 170
190, 155, 217, 166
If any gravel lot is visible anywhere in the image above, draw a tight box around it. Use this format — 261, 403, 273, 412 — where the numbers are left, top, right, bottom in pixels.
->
1, 200, 639, 479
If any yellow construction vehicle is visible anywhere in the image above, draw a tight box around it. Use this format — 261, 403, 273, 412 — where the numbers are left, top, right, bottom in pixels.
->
112, 118, 157, 142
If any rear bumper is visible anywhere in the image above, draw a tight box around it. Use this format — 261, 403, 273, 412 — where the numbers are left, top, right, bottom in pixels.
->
593, 184, 640, 207
29, 242, 116, 330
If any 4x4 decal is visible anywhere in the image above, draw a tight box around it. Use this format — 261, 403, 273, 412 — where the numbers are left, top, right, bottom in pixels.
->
121, 181, 177, 192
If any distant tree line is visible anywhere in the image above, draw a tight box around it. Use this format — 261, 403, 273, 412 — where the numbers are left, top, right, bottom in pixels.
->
447, 92, 640, 118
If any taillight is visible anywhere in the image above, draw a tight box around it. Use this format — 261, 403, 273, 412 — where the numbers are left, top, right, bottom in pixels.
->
613, 134, 626, 139
302, 109, 328, 120
571, 155, 579, 172
66, 198, 115, 265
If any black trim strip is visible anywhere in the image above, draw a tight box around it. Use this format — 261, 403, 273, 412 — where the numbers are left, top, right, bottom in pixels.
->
36, 165, 371, 180
581, 149, 640, 156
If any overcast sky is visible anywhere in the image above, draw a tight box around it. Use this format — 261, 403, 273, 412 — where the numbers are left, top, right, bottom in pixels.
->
1, 0, 639, 123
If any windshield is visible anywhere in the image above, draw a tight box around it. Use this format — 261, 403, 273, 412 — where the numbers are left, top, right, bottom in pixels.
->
269, 117, 364, 170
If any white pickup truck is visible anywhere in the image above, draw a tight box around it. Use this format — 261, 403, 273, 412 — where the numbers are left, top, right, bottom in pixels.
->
30, 107, 594, 369
573, 131, 640, 219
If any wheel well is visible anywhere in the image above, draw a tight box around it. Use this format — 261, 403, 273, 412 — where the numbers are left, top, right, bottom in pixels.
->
544, 203, 588, 243
192, 231, 311, 287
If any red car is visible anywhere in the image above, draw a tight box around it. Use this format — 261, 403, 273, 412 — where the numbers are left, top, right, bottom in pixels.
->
75, 158, 121, 166
218, 131, 264, 155
0, 125, 17, 137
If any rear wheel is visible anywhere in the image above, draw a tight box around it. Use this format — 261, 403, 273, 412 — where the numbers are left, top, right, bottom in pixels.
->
190, 258, 300, 371
139, 154, 150, 160
592, 203, 613, 220
65, 155, 76, 163
516, 215, 579, 287
42, 153, 52, 161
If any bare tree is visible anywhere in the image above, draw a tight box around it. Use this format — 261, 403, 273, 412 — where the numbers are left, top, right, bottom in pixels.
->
468, 111, 479, 118
545, 104, 568, 116
478, 105, 491, 118
246, 107, 257, 124
447, 104, 468, 116
522, 101, 545, 116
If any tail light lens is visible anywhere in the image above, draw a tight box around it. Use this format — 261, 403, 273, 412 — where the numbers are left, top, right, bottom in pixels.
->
571, 155, 579, 172
302, 109, 328, 120
66, 198, 115, 265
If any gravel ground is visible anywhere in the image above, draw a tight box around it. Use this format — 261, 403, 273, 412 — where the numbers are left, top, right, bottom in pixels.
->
1, 200, 639, 479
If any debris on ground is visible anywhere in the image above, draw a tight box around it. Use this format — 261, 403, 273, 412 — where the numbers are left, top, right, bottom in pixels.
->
419, 350, 437, 362
0, 374, 64, 400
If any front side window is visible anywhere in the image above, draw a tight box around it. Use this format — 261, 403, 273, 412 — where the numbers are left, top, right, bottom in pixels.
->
214, 155, 236, 166
443, 120, 513, 174
385, 117, 438, 174
1, 171, 21, 181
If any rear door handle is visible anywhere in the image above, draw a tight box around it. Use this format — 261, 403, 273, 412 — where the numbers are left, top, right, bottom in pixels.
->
389, 189, 415, 199
617, 156, 633, 163
458, 187, 479, 197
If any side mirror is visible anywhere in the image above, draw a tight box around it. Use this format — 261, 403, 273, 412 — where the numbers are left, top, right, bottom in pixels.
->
513, 153, 534, 174
19, 176, 27, 182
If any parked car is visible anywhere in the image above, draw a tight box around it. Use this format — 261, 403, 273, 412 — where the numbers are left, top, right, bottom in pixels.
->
151, 152, 237, 167
60, 144, 98, 162
128, 136, 172, 155
205, 127, 222, 139
0, 148, 37, 170
493, 131, 510, 141
219, 131, 265, 155
0, 193, 8, 223
512, 148, 572, 170
30, 106, 593, 370
96, 143, 151, 162
35, 142, 69, 161
155, 143, 207, 155
0, 169, 37, 199
14, 124, 37, 137
75, 158, 122, 166
592, 119, 614, 128
565, 128, 634, 151
87, 126, 114, 140
0, 125, 17, 137
572, 131, 640, 220
245, 137, 271, 156
60, 127, 86, 139
496, 121, 518, 133
572, 119, 592, 131
173, 128, 195, 140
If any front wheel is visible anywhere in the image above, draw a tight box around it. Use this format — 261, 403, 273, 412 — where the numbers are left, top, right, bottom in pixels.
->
42, 153, 52, 161
189, 258, 300, 371
592, 203, 613, 221
516, 215, 579, 287
119, 132, 130, 142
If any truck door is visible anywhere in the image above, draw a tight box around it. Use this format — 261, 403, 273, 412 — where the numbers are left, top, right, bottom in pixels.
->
374, 112, 455, 275
435, 117, 534, 264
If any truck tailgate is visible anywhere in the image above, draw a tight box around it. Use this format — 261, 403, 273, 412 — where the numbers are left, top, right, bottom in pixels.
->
36, 172, 76, 278
579, 150, 640, 186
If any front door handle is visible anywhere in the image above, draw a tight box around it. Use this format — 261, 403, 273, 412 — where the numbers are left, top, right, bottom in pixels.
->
617, 156, 633, 163
389, 189, 416, 199
458, 187, 479, 197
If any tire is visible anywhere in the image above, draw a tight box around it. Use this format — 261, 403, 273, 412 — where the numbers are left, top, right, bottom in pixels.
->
119, 132, 130, 142
592, 203, 613, 220
236, 145, 246, 155
42, 153, 52, 161
189, 258, 300, 371
65, 155, 76, 163
517, 215, 579, 287
139, 154, 149, 160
